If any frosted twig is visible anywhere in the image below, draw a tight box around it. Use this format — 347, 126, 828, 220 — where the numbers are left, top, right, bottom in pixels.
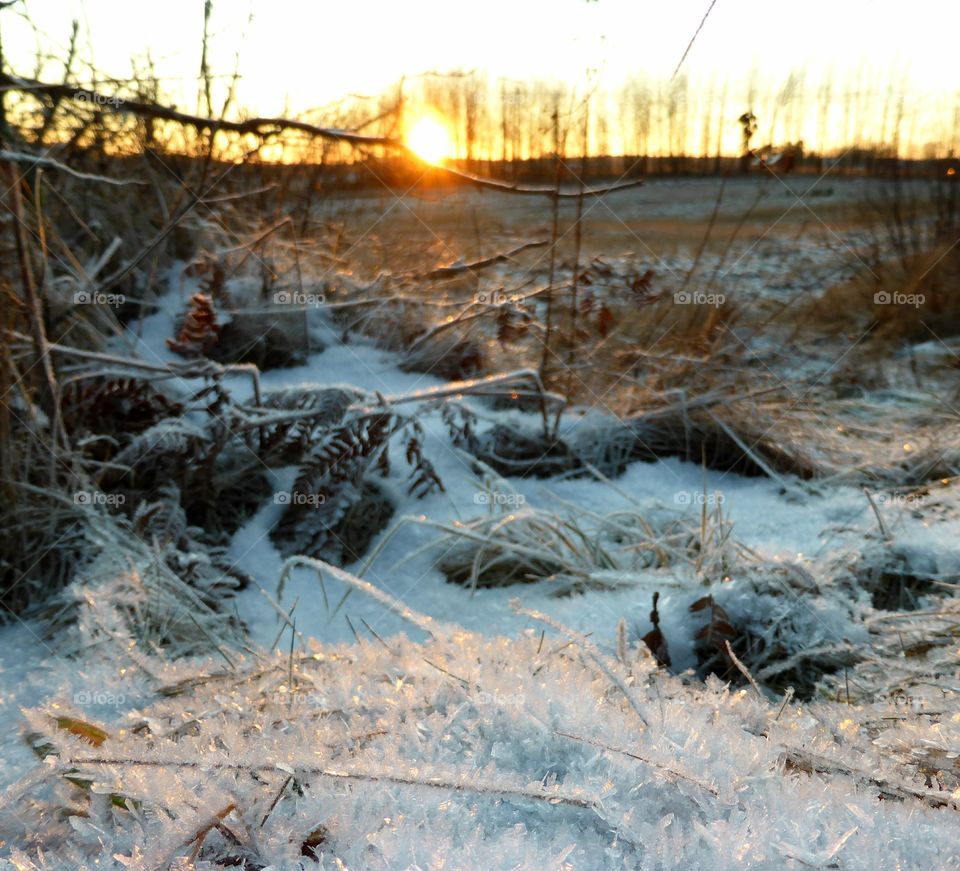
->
724, 640, 766, 701
66, 756, 597, 811
433, 164, 645, 199
375, 368, 563, 409
234, 369, 564, 435
0, 150, 144, 185
781, 749, 960, 810
862, 487, 892, 541
1, 73, 397, 147
9, 333, 262, 404
278, 556, 456, 638
553, 730, 719, 796
417, 239, 549, 279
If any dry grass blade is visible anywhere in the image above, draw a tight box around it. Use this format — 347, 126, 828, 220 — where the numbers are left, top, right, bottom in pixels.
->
278, 555, 452, 638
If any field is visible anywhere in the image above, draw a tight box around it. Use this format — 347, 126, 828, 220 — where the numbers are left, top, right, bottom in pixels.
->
320, 175, 875, 278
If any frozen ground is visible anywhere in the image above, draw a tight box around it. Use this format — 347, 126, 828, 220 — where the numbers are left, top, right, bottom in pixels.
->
3, 214, 960, 867
318, 175, 883, 300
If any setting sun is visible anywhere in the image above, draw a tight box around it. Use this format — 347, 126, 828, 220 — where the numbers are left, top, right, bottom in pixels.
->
406, 116, 455, 164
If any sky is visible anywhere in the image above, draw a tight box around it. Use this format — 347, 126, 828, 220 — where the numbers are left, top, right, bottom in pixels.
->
5, 0, 960, 154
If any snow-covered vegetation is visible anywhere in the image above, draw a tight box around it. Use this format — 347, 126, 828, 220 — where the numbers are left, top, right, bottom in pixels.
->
3, 7, 960, 867
3, 233, 960, 867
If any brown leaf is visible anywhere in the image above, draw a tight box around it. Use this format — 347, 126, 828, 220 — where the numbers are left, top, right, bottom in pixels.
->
641, 591, 671, 668
689, 595, 715, 613
302, 825, 329, 858
597, 304, 615, 337
54, 716, 108, 746
642, 626, 672, 669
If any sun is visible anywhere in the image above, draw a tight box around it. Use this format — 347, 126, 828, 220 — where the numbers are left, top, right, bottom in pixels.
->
406, 116, 455, 164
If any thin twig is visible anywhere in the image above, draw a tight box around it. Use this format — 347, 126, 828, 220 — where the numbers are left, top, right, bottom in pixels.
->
418, 239, 549, 279
278, 556, 451, 638
862, 487, 892, 541
0, 150, 144, 185
672, 0, 719, 80
724, 640, 766, 700
67, 756, 598, 811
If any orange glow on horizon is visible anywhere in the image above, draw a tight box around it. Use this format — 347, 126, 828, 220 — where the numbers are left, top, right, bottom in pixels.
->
406, 115, 455, 164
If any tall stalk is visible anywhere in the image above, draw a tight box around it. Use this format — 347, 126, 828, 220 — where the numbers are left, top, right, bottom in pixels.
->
553, 108, 589, 439
538, 108, 562, 438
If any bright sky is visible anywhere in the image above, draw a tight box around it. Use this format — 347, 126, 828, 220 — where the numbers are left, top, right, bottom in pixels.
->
6, 0, 960, 154
8, 0, 959, 105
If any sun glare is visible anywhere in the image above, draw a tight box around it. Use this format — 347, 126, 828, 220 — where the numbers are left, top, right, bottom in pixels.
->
406, 116, 455, 164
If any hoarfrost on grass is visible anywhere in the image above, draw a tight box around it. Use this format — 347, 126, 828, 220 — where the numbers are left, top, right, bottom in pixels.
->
5, 579, 960, 869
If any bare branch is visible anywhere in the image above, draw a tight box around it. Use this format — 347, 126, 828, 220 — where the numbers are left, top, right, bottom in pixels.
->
432, 163, 645, 199
1, 73, 398, 147
419, 239, 549, 279
2, 75, 645, 198
0, 149, 143, 184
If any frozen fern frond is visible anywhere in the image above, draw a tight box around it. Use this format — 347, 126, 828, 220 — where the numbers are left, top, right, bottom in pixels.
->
270, 406, 442, 564
61, 376, 184, 447
107, 418, 207, 475
254, 385, 361, 463
131, 484, 191, 548
269, 410, 399, 564
404, 426, 445, 497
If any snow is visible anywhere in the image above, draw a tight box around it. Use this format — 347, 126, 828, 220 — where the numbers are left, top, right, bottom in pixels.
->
4, 610, 960, 868
4, 243, 960, 868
